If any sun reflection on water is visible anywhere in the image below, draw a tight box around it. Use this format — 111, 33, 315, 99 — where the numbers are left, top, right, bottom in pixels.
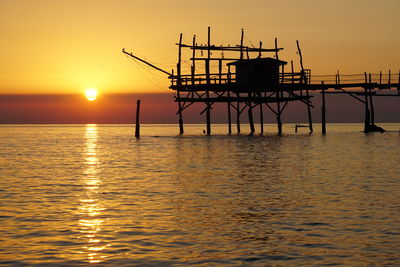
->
78, 124, 108, 263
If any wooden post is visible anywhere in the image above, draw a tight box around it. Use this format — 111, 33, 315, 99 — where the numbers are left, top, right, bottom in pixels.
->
258, 41, 262, 58
237, 29, 243, 135
227, 66, 232, 134
240, 29, 244, 60
291, 60, 294, 84
177, 33, 184, 135
218, 59, 222, 84
236, 98, 241, 134
321, 82, 326, 134
275, 38, 279, 60
135, 99, 141, 138
379, 70, 382, 85
191, 35, 196, 85
398, 70, 400, 95
248, 93, 255, 135
363, 72, 370, 132
206, 27, 212, 135
368, 73, 375, 125
296, 40, 313, 133
276, 92, 282, 135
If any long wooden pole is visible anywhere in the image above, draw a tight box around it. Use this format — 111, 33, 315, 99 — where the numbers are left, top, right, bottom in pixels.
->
240, 29, 244, 60
276, 92, 282, 135
296, 40, 313, 133
363, 72, 370, 132
122, 49, 171, 76
236, 99, 241, 134
227, 65, 232, 134
206, 26, 211, 135
368, 73, 375, 125
321, 82, 326, 134
191, 35, 196, 85
177, 33, 184, 134
135, 99, 141, 138
248, 93, 255, 135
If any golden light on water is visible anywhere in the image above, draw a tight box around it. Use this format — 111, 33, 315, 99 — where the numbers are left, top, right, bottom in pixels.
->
85, 89, 98, 101
79, 124, 108, 263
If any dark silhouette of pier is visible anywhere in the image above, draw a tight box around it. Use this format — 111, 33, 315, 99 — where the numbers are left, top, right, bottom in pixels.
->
123, 27, 399, 135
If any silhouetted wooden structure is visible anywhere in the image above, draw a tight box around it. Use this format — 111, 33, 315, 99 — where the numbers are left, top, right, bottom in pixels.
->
123, 27, 399, 134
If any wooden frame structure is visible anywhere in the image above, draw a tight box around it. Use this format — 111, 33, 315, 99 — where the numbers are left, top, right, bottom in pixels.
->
123, 27, 399, 134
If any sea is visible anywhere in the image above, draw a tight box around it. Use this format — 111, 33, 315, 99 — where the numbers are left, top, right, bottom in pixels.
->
1, 123, 400, 266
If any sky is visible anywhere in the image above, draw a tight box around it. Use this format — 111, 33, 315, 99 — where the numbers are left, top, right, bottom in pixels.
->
0, 0, 399, 123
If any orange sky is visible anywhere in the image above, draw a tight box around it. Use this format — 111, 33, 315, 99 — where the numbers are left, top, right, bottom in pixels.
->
1, 0, 400, 95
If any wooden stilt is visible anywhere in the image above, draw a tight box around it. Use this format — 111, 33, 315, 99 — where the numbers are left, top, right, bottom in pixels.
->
368, 73, 375, 125
363, 73, 370, 132
296, 40, 313, 133
248, 93, 255, 135
191, 35, 196, 85
205, 27, 211, 135
227, 91, 232, 134
305, 90, 313, 133
177, 34, 184, 135
276, 92, 282, 135
236, 98, 241, 134
321, 82, 326, 134
227, 66, 232, 134
135, 99, 141, 138
398, 70, 400, 95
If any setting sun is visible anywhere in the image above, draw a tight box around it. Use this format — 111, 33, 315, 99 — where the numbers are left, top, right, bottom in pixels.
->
85, 89, 98, 101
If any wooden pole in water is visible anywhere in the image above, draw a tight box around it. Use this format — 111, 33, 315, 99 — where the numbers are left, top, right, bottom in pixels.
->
135, 99, 141, 138
321, 82, 326, 134
363, 72, 370, 132
248, 93, 255, 135
368, 73, 375, 125
296, 40, 313, 133
275, 38, 282, 135
177, 33, 184, 134
276, 92, 282, 135
236, 99, 241, 134
398, 70, 400, 95
205, 26, 211, 135
236, 29, 244, 134
227, 66, 232, 134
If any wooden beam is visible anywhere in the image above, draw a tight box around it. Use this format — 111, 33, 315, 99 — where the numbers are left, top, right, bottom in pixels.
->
135, 99, 141, 138
122, 48, 171, 76
179, 44, 283, 52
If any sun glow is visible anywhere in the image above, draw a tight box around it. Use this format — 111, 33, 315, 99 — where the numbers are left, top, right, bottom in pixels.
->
85, 89, 98, 101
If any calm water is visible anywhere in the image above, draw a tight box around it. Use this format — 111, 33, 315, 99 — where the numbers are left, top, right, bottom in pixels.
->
1, 123, 400, 266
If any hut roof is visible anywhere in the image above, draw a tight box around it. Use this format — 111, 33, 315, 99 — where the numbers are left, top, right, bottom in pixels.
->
227, 57, 287, 66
